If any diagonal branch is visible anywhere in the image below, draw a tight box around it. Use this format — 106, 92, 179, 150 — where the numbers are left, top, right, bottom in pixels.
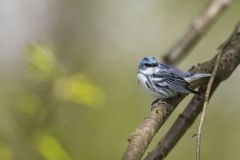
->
144, 21, 240, 160
163, 0, 232, 65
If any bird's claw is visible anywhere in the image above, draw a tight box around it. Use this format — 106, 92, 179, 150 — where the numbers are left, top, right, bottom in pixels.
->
151, 99, 167, 110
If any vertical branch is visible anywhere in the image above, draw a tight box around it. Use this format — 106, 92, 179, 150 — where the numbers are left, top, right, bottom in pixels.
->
196, 53, 221, 160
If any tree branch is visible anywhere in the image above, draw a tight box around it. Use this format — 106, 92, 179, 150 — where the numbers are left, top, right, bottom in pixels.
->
144, 21, 240, 160
163, 0, 232, 65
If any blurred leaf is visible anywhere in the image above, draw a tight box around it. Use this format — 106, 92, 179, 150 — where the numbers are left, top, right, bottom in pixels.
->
36, 133, 71, 160
0, 143, 12, 160
25, 44, 59, 80
54, 73, 105, 108
17, 92, 40, 115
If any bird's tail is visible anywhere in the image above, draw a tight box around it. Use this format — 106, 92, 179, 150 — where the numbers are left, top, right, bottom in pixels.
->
184, 73, 211, 83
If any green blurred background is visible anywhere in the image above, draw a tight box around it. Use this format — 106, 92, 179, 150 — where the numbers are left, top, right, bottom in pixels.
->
0, 0, 239, 159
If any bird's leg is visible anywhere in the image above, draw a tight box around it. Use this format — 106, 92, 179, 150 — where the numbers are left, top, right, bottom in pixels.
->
151, 99, 168, 110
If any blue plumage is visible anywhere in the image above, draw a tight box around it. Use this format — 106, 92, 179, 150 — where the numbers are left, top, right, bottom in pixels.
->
137, 56, 211, 100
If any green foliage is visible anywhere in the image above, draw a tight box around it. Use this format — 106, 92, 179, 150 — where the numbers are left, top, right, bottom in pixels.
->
54, 74, 105, 108
36, 133, 72, 160
25, 44, 59, 80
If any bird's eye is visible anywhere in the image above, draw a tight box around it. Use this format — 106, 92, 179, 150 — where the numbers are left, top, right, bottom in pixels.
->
144, 63, 157, 67
144, 63, 152, 67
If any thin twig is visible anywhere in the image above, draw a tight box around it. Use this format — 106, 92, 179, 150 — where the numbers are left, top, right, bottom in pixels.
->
163, 0, 232, 65
196, 53, 221, 160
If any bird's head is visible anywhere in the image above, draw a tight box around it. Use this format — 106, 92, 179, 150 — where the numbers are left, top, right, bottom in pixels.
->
138, 56, 158, 74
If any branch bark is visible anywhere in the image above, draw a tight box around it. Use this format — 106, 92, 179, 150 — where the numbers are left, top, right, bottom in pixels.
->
145, 21, 240, 160
163, 0, 232, 65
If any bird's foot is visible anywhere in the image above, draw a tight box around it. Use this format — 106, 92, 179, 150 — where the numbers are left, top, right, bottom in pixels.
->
151, 99, 168, 110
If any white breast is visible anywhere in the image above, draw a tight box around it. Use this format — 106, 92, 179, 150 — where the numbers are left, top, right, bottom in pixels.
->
137, 73, 149, 91
137, 73, 159, 97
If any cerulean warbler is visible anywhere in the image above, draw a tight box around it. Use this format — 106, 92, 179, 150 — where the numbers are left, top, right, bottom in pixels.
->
137, 56, 211, 102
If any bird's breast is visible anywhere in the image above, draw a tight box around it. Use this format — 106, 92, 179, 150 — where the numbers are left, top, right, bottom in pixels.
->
137, 73, 159, 97
137, 73, 152, 92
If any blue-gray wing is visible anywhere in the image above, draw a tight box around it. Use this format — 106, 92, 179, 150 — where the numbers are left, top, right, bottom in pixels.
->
158, 63, 193, 77
152, 71, 198, 94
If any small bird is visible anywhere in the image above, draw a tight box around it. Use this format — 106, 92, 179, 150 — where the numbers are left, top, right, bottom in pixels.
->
137, 56, 211, 104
